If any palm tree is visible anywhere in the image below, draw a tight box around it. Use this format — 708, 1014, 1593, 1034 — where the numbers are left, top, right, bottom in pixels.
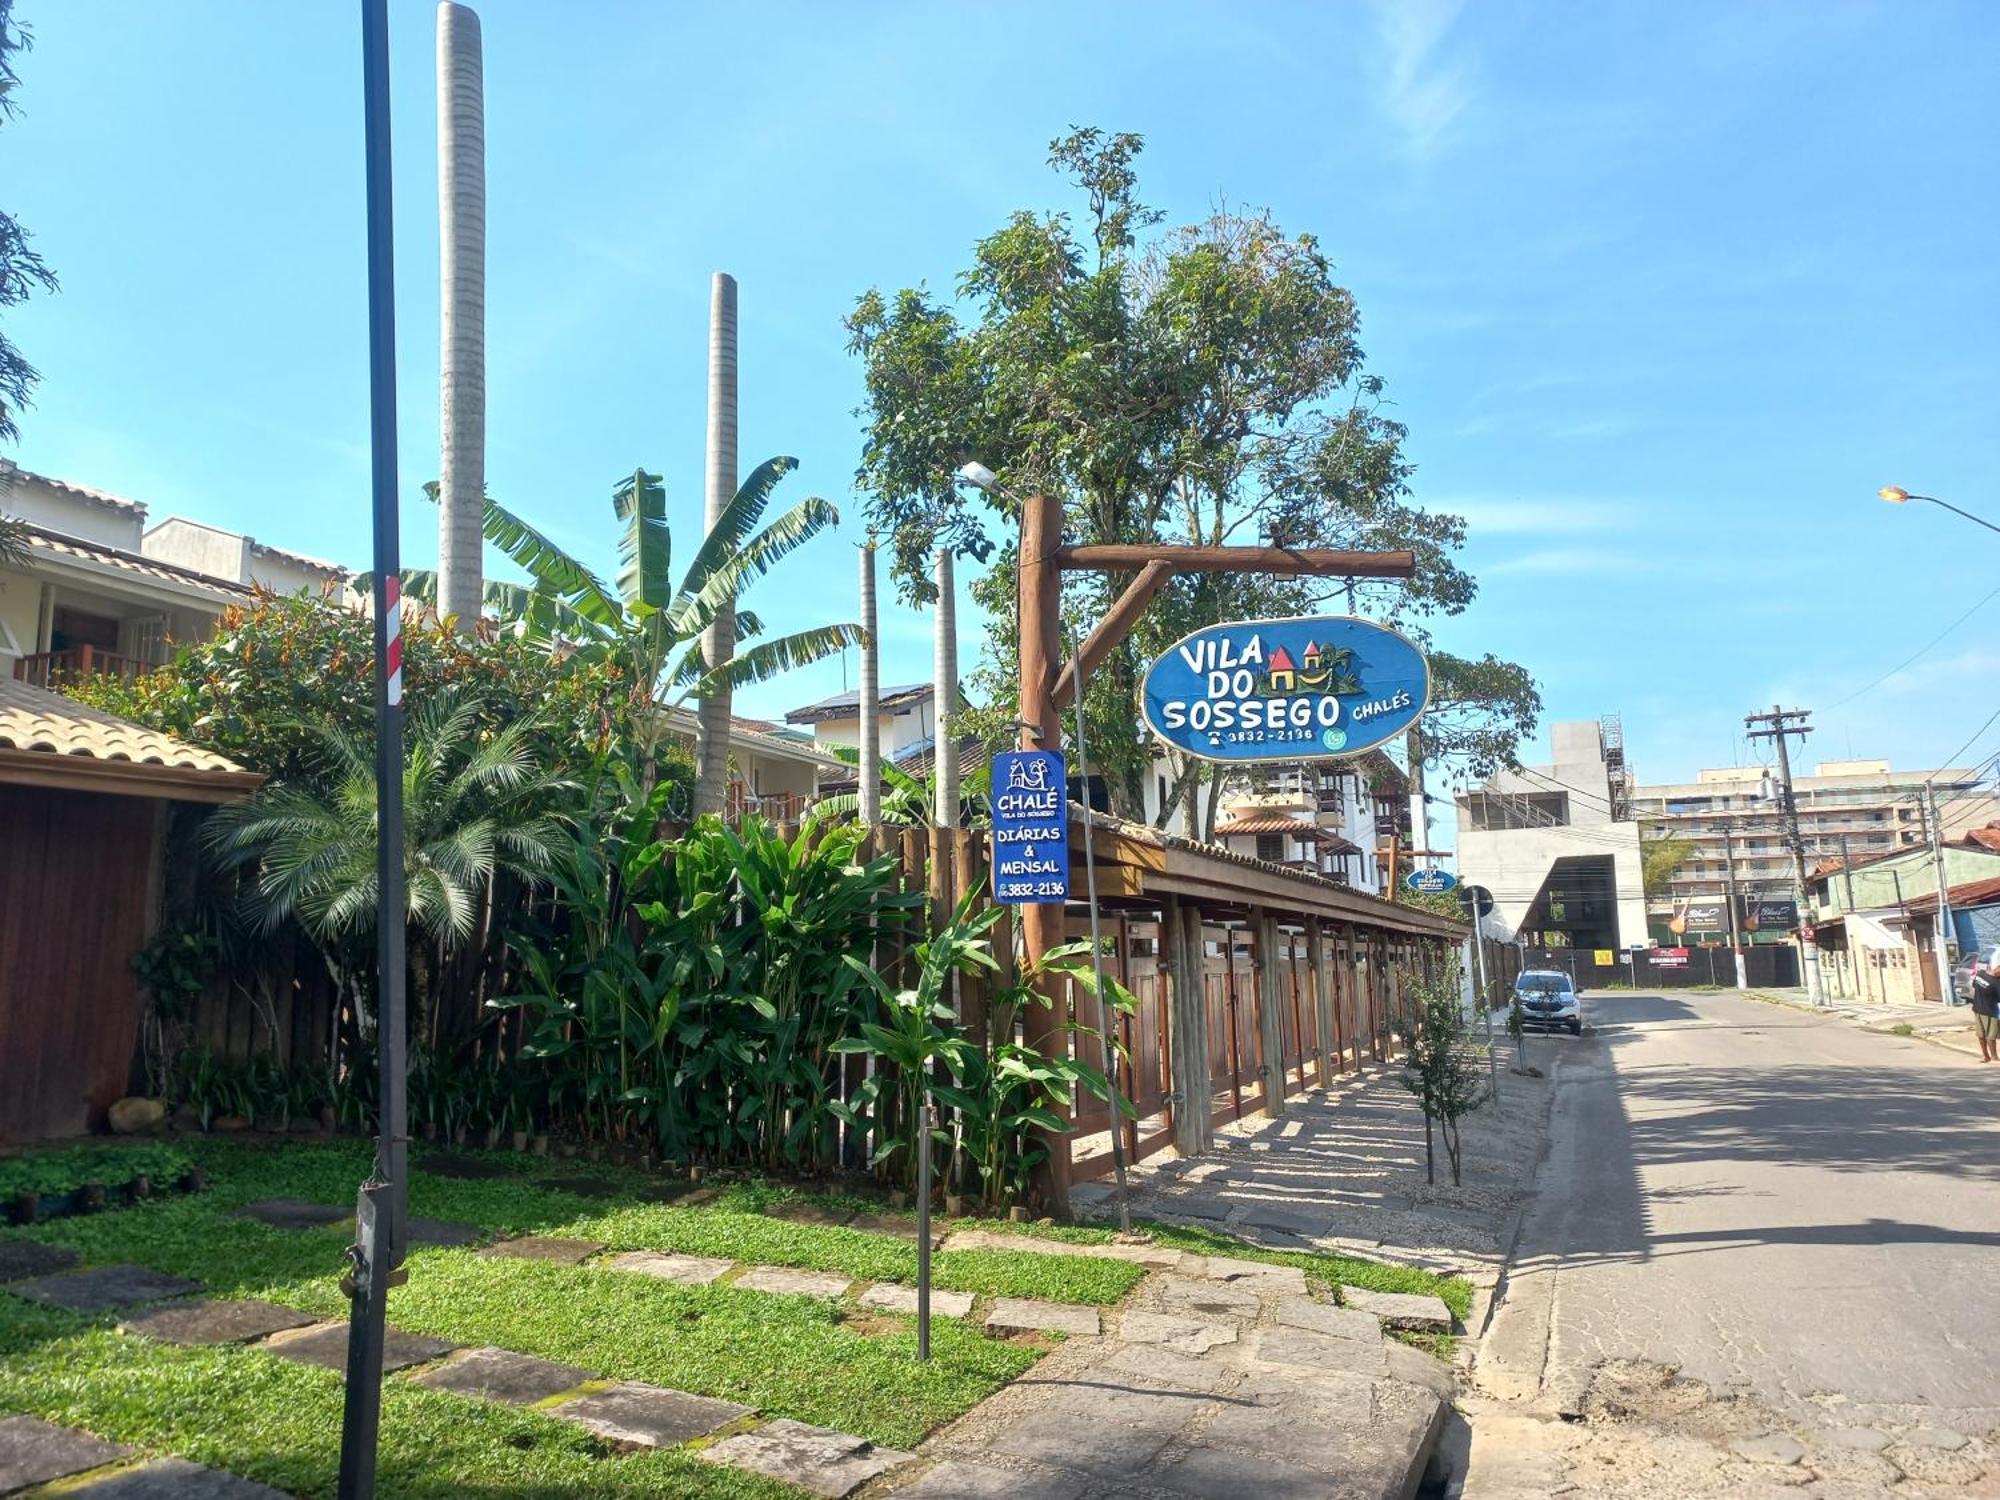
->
694, 271, 738, 816
0, 511, 26, 570
205, 694, 570, 954
401, 457, 859, 786
435, 1, 486, 634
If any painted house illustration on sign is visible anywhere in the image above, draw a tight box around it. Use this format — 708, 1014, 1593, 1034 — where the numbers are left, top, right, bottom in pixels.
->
1267, 646, 1297, 692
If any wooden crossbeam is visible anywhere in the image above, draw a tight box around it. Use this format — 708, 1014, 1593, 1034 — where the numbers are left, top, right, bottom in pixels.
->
1050, 559, 1172, 715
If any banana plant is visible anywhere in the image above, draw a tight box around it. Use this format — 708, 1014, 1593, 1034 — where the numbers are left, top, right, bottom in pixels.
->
375, 458, 862, 786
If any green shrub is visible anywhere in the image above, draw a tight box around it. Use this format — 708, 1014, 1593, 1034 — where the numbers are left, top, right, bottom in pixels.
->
0, 1143, 193, 1200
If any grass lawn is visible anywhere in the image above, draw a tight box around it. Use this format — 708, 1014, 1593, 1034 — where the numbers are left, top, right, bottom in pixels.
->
0, 1137, 1472, 1496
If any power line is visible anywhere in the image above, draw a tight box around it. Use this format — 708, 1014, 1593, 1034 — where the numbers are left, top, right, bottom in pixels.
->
1828, 580, 2000, 710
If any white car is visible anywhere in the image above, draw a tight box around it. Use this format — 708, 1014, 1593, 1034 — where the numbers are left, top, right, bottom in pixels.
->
1512, 970, 1583, 1036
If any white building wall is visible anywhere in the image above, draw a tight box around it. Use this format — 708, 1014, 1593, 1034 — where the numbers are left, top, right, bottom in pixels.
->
3, 473, 145, 550
142, 518, 249, 582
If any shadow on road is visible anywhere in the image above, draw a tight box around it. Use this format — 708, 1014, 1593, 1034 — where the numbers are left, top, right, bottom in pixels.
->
1513, 998, 2000, 1274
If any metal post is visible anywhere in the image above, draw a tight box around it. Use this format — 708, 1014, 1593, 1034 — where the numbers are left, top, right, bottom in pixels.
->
915, 1101, 931, 1359
1065, 620, 1132, 1232
339, 4, 408, 1494
1723, 827, 1748, 989
1927, 783, 1957, 1005
933, 547, 959, 830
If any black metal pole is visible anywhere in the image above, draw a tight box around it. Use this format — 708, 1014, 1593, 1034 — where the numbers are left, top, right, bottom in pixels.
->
915, 1100, 931, 1360
338, 3, 407, 1494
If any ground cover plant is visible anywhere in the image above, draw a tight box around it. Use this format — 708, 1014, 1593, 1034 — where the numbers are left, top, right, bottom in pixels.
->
0, 1142, 193, 1208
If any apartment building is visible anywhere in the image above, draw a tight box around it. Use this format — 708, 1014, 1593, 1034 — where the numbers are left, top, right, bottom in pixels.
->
1203, 752, 1409, 895
1629, 759, 1999, 935
1455, 718, 1648, 951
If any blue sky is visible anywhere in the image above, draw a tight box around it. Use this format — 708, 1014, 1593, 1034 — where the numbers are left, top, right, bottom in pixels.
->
5, 1, 1997, 794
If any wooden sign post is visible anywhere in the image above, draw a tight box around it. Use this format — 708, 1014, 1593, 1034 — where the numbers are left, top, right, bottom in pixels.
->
1014, 492, 1415, 1213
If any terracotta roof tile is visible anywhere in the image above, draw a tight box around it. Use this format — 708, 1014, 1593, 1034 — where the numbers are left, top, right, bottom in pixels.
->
0, 677, 249, 774
22, 524, 252, 600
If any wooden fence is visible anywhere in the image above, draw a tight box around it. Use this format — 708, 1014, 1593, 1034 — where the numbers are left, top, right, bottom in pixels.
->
175, 817, 1461, 1188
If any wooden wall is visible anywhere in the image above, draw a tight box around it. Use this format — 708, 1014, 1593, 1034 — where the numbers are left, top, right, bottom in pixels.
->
0, 783, 161, 1143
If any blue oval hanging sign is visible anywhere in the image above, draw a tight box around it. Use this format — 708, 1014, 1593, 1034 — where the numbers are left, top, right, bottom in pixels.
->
1141, 615, 1429, 763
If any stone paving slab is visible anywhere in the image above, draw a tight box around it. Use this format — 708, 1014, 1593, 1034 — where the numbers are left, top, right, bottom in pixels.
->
984, 1298, 1101, 1338
1148, 1443, 1343, 1499
1093, 1343, 1238, 1394
411, 1345, 595, 1406
1156, 1275, 1259, 1322
1117, 1310, 1239, 1356
605, 1250, 733, 1285
0, 1414, 130, 1492
59, 1456, 292, 1498
1340, 1286, 1453, 1332
118, 1298, 316, 1346
845, 1212, 942, 1246
937, 1229, 1181, 1268
232, 1199, 350, 1230
856, 1283, 974, 1319
404, 1217, 483, 1248
7, 1265, 205, 1314
263, 1320, 456, 1374
990, 1409, 1177, 1480
555, 1380, 752, 1446
479, 1235, 605, 1265
734, 1266, 853, 1299
0, 1240, 81, 1283
1274, 1293, 1383, 1343
1251, 1325, 1391, 1378
699, 1418, 914, 1497
890, 1457, 1087, 1499
1189, 1254, 1308, 1293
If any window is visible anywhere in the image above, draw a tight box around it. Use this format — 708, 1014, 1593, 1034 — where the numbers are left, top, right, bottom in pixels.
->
1256, 833, 1285, 863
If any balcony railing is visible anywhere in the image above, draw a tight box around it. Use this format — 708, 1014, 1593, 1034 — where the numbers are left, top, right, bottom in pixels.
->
723, 786, 812, 824
12, 645, 158, 690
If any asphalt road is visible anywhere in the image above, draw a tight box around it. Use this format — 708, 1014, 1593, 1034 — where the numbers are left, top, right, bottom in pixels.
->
1485, 989, 2000, 1430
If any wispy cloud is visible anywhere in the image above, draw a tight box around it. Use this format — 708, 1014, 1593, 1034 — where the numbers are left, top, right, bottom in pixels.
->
1484, 545, 1636, 576
1372, 0, 1472, 161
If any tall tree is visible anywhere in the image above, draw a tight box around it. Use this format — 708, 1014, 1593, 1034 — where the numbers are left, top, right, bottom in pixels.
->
693, 272, 739, 816
0, 0, 59, 447
846, 129, 1536, 822
435, 1, 487, 633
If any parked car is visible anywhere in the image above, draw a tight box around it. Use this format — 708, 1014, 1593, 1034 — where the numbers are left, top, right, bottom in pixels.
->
1512, 970, 1583, 1035
1953, 945, 2000, 1004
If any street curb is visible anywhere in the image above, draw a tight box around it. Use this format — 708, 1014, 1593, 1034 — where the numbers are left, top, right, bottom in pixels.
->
1466, 1043, 1567, 1352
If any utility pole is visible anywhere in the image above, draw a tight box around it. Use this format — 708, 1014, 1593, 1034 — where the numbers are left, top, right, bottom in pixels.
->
1744, 706, 1825, 1006
1925, 782, 1957, 1005
1722, 826, 1747, 989
857, 538, 880, 828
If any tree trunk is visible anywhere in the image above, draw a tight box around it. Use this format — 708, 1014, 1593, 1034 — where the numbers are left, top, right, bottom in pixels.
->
435, 2, 486, 635
857, 539, 880, 826
1423, 1109, 1435, 1185
933, 547, 959, 828
693, 272, 740, 816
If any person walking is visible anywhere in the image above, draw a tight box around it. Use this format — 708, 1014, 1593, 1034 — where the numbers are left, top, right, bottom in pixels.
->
1971, 948, 2000, 1063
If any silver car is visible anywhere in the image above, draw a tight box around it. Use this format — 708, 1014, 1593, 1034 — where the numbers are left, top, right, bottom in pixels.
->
1513, 970, 1583, 1035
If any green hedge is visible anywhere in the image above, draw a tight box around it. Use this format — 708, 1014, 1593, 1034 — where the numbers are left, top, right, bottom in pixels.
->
0, 1144, 193, 1201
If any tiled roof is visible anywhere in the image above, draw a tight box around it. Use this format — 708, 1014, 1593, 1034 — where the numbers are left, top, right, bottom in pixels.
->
784, 683, 933, 725
1901, 874, 2000, 916
248, 537, 350, 579
1211, 811, 1361, 853
1, 461, 149, 517
22, 523, 252, 601
1961, 824, 2000, 852
0, 677, 249, 774
657, 704, 845, 770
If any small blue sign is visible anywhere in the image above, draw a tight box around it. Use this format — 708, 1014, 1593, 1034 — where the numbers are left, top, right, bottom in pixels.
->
1406, 868, 1458, 894
991, 750, 1070, 905
1142, 615, 1429, 764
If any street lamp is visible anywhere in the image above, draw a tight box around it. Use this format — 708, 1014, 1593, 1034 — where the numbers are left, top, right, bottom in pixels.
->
1879, 485, 2000, 538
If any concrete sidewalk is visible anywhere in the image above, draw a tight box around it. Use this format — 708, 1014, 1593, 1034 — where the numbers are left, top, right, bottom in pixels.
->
1743, 986, 1986, 1058
1076, 1052, 1560, 1288
886, 1247, 1455, 1500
